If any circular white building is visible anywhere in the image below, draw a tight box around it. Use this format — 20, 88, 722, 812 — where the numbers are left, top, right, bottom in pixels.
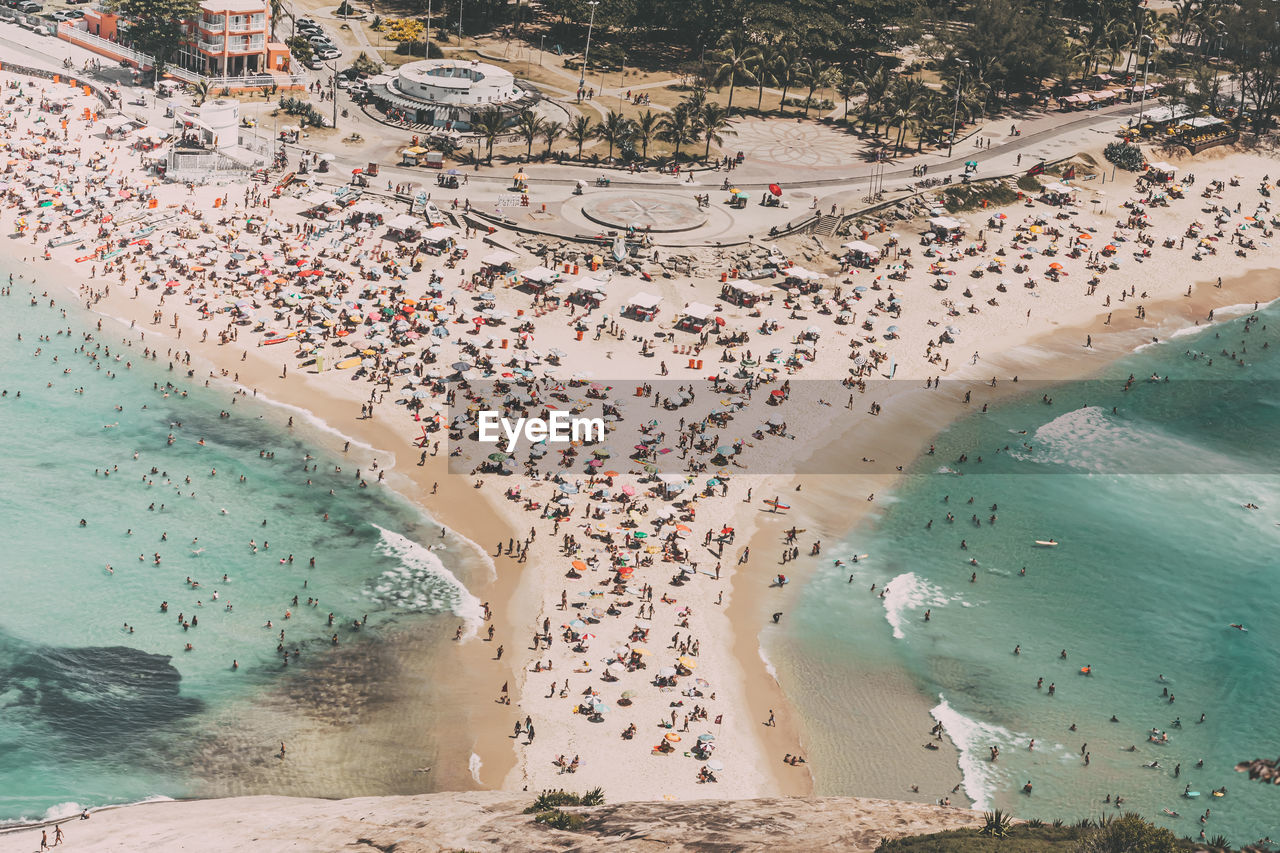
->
368, 59, 535, 131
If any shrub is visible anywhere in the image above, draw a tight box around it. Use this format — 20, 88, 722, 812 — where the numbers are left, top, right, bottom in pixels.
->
532, 809, 586, 831
1104, 140, 1144, 171
579, 787, 605, 806
979, 809, 1012, 838
1077, 814, 1179, 853
1016, 173, 1042, 193
335, 0, 356, 15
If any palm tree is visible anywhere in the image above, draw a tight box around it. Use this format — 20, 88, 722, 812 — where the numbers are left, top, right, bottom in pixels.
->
657, 103, 696, 162
750, 39, 779, 112
836, 72, 863, 122
800, 58, 834, 116
568, 114, 594, 160
473, 106, 506, 164
592, 110, 632, 160
773, 42, 802, 112
884, 77, 927, 153
632, 109, 659, 160
515, 109, 543, 159
540, 120, 564, 158
193, 79, 211, 107
856, 65, 891, 134
699, 101, 736, 160
712, 30, 759, 115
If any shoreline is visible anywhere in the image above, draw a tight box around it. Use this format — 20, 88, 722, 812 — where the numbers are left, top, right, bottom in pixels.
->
4, 63, 1280, 827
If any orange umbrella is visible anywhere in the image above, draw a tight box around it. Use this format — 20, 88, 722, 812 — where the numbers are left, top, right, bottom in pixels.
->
602, 470, 620, 477
1076, 232, 1092, 240
675, 524, 692, 532
1049, 262, 1063, 270
571, 560, 587, 572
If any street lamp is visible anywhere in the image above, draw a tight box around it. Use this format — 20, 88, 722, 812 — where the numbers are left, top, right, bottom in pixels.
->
580, 0, 599, 95
425, 0, 432, 53
946, 59, 969, 158
458, 0, 464, 45
539, 34, 545, 66
1136, 34, 1154, 131
327, 61, 338, 130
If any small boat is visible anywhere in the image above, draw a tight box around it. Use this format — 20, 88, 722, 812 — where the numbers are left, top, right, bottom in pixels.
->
1034, 539, 1058, 547
612, 235, 628, 263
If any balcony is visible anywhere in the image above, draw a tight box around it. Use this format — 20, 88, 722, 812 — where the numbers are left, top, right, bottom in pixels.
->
225, 39, 264, 54
198, 40, 224, 52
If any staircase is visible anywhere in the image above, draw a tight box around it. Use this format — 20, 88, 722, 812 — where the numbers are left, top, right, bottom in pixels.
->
811, 213, 841, 237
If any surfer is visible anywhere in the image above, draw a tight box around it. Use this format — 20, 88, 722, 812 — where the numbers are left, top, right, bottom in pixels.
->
771, 612, 782, 623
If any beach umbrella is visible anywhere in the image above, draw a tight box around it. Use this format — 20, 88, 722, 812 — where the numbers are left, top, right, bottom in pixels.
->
621, 690, 636, 700
558, 482, 579, 494
768, 183, 782, 196
451, 361, 472, 372
706, 759, 724, 771
678, 656, 698, 670
569, 619, 586, 631
658, 666, 677, 677
664, 732, 681, 743
697, 733, 715, 743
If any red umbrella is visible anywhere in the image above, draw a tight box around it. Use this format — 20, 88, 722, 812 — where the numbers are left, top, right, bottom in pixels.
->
715, 316, 726, 326
769, 183, 783, 196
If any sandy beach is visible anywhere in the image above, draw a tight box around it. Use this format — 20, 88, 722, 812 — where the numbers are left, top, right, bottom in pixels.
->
3, 58, 1280, 835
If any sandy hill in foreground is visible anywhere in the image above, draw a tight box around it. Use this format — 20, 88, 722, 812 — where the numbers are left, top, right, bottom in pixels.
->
0, 792, 978, 852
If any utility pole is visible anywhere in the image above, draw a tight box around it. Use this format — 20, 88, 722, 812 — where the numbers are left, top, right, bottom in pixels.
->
1136, 34, 1153, 131
946, 60, 969, 158
329, 61, 337, 130
580, 0, 599, 94
426, 0, 432, 53
458, 0, 464, 45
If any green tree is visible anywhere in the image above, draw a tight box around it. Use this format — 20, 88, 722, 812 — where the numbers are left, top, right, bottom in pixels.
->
352, 52, 382, 76
750, 37, 780, 113
473, 106, 507, 163
192, 79, 211, 106
800, 57, 834, 116
1221, 0, 1280, 130
105, 0, 199, 80
515, 109, 544, 158
712, 30, 759, 115
773, 41, 802, 112
592, 109, 632, 160
657, 103, 696, 161
568, 114, 594, 160
836, 72, 863, 122
540, 120, 565, 158
698, 100, 736, 159
286, 35, 314, 64
631, 109, 659, 159
884, 76, 927, 152
856, 64, 891, 133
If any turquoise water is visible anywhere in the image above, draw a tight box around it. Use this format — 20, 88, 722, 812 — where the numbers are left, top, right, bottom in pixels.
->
781, 303, 1280, 845
0, 276, 482, 821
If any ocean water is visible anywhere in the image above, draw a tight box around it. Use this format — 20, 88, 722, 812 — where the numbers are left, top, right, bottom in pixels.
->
0, 276, 482, 821
778, 302, 1280, 845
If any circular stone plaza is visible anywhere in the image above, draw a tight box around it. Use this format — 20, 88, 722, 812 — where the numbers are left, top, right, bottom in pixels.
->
368, 59, 538, 131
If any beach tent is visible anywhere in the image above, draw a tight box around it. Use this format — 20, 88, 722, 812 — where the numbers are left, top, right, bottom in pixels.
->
520, 265, 560, 285
842, 240, 881, 259
481, 249, 518, 269
624, 291, 661, 320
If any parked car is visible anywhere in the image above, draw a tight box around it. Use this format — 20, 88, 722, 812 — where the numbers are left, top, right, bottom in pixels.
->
15, 1, 44, 13
317, 47, 341, 60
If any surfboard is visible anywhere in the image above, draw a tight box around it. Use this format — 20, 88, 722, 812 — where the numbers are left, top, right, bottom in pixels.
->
1185, 791, 1201, 798
263, 336, 293, 345
764, 500, 790, 510
335, 357, 362, 370
1034, 540, 1058, 546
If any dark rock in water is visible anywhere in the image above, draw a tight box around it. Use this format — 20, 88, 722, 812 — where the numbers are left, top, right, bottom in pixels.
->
1235, 757, 1280, 784
0, 636, 202, 755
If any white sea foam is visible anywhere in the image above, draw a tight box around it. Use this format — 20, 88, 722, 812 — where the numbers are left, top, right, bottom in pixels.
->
930, 698, 1021, 811
469, 752, 483, 785
758, 644, 778, 679
369, 525, 485, 636
235, 387, 378, 454
881, 572, 949, 639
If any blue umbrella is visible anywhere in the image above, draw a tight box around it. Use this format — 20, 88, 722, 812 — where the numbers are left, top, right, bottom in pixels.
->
430, 325, 450, 338
558, 482, 579, 494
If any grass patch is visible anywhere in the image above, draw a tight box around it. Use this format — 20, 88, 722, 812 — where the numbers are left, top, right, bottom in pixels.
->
1016, 173, 1043, 193
877, 817, 1202, 853
940, 180, 1020, 212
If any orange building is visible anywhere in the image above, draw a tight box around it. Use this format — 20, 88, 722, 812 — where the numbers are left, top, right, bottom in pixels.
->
78, 0, 288, 76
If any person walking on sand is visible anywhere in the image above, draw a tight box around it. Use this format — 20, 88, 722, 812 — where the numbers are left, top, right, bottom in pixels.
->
53, 825, 64, 846
40, 829, 49, 850
767, 709, 776, 726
